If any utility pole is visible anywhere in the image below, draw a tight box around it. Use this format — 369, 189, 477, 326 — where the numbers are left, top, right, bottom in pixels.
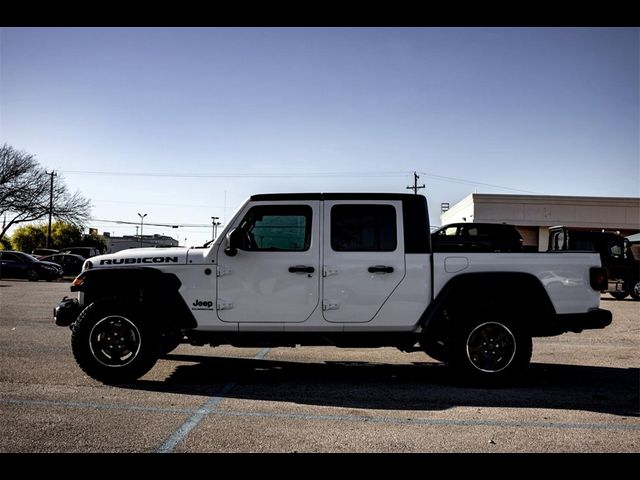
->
45, 171, 57, 248
138, 213, 147, 247
406, 171, 425, 195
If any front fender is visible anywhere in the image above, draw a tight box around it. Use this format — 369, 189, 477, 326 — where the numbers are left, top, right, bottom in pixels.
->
71, 267, 196, 329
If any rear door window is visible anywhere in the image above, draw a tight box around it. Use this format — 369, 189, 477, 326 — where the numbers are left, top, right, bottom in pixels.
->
331, 204, 397, 252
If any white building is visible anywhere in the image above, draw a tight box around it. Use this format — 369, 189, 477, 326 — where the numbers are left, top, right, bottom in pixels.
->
104, 233, 179, 254
440, 194, 640, 251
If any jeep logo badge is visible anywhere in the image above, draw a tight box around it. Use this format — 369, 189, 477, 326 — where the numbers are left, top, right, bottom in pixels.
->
192, 299, 214, 310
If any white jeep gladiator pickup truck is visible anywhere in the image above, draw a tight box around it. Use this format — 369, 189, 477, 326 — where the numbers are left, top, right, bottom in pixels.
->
54, 193, 612, 384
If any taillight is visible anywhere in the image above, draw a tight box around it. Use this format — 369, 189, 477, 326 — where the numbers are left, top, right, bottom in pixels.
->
590, 267, 608, 291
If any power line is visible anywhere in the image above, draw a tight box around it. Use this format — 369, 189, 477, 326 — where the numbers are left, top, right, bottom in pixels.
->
91, 225, 213, 234
62, 170, 408, 178
92, 199, 226, 209
416, 171, 540, 194
92, 218, 212, 228
63, 168, 539, 194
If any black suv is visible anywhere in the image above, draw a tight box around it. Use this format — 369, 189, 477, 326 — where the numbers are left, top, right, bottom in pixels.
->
0, 251, 64, 281
548, 226, 640, 300
431, 222, 524, 253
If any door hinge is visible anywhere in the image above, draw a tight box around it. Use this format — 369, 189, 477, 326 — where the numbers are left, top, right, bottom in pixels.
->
216, 300, 234, 310
217, 265, 233, 277
322, 300, 339, 311
323, 267, 338, 277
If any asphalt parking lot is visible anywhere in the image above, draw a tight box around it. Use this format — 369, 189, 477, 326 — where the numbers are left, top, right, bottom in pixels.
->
0, 279, 638, 453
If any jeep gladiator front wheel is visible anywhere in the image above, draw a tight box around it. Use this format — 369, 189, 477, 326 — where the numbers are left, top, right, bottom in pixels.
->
71, 299, 159, 383
451, 318, 532, 384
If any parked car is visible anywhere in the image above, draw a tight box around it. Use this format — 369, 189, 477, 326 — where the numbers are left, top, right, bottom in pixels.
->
39, 253, 86, 277
32, 248, 60, 259
431, 222, 524, 253
0, 251, 64, 281
59, 246, 101, 259
548, 226, 640, 300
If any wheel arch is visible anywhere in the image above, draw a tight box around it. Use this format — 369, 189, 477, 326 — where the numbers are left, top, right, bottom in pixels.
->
420, 272, 557, 337
72, 267, 197, 330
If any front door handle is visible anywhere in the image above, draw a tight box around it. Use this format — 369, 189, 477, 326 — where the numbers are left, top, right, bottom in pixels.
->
368, 265, 394, 274
288, 265, 315, 274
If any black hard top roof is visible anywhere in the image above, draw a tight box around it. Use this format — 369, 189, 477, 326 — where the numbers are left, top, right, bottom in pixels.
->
250, 193, 423, 201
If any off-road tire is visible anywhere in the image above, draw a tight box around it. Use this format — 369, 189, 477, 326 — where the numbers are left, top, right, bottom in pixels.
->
71, 298, 160, 383
449, 316, 532, 385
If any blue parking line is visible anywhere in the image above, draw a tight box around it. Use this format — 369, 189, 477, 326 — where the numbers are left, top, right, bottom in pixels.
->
155, 382, 237, 453
1, 393, 638, 434
254, 348, 271, 359
211, 410, 640, 432
0, 397, 193, 414
155, 347, 272, 453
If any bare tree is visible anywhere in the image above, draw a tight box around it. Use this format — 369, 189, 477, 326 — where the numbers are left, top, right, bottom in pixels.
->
0, 144, 91, 241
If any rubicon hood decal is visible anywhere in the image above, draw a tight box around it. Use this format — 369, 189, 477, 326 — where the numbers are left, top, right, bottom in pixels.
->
92, 247, 189, 267
99, 256, 179, 265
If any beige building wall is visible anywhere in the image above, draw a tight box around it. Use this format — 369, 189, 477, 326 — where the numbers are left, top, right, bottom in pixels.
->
440, 194, 640, 251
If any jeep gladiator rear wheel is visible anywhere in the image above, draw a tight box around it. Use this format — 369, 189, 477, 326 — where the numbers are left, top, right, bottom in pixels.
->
450, 318, 532, 384
71, 299, 159, 383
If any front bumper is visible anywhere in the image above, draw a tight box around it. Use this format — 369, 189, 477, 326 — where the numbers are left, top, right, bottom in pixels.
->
54, 296, 82, 327
551, 308, 612, 334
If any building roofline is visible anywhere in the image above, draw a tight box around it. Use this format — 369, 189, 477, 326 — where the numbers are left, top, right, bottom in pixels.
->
471, 193, 640, 206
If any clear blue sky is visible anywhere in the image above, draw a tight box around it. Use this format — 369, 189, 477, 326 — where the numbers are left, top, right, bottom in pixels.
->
1, 27, 638, 246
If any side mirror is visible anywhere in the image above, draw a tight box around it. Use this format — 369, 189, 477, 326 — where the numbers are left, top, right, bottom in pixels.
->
224, 228, 241, 257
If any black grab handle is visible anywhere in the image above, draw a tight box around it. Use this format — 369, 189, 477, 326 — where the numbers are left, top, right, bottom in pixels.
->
288, 265, 315, 273
368, 265, 394, 274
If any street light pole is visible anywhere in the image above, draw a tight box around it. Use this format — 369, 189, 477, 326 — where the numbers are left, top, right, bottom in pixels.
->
138, 213, 147, 247
211, 216, 220, 240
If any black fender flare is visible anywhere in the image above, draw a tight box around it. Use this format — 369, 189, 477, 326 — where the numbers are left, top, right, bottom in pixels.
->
71, 267, 197, 329
419, 272, 557, 336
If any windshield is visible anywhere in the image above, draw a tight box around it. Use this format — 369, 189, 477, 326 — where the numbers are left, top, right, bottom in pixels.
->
21, 253, 40, 262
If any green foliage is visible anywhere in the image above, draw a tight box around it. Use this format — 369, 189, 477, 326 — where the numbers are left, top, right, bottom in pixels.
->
51, 221, 82, 248
11, 224, 47, 253
77, 232, 108, 253
7, 221, 107, 253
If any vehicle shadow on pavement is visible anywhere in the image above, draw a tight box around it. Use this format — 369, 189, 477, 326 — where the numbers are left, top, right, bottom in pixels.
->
600, 297, 639, 302
127, 355, 639, 417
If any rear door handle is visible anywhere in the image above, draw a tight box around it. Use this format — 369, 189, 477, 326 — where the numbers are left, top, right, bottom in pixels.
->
288, 265, 315, 274
368, 265, 394, 274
